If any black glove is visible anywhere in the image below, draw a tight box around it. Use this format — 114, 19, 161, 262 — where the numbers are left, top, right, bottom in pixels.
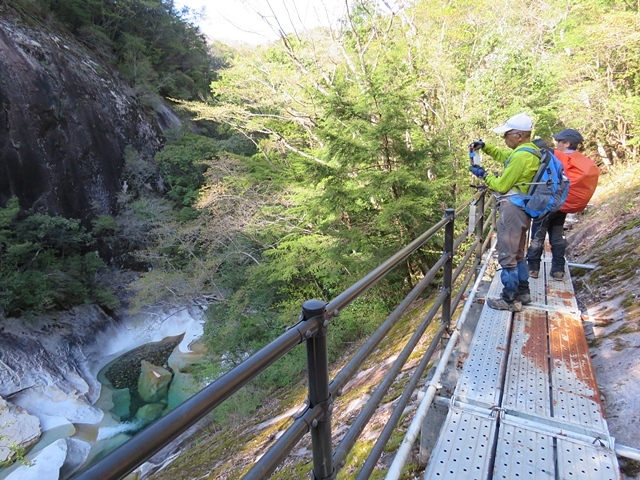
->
469, 139, 485, 151
469, 166, 487, 179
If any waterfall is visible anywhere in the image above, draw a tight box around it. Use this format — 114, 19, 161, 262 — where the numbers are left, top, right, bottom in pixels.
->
96, 420, 144, 441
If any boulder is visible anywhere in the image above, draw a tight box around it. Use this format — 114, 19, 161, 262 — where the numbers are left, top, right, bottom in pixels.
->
0, 5, 177, 222
4, 438, 90, 480
110, 387, 132, 421
166, 339, 205, 407
0, 396, 41, 466
167, 370, 199, 408
134, 403, 166, 424
137, 360, 172, 404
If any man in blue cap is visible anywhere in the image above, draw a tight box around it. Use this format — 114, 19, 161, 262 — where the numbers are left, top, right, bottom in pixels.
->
469, 113, 540, 311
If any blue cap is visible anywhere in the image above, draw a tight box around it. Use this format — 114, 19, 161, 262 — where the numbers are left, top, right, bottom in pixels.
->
553, 129, 584, 144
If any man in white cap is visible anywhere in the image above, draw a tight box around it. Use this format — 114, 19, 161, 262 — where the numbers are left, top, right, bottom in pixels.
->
469, 113, 540, 311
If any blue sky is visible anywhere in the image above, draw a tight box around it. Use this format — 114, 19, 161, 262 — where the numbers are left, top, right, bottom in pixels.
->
174, 0, 349, 45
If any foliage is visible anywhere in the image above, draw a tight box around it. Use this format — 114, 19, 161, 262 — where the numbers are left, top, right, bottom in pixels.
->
0, 198, 119, 316
142, 0, 640, 400
11, 0, 640, 425
12, 0, 223, 102
549, 6, 640, 163
154, 134, 217, 207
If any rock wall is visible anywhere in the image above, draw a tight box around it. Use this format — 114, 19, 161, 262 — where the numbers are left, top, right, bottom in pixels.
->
0, 5, 179, 222
0, 396, 41, 465
0, 305, 117, 405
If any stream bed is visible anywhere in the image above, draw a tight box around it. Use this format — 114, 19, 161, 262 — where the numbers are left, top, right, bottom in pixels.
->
0, 306, 206, 480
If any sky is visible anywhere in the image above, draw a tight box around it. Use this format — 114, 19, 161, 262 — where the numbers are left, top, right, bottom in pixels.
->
174, 0, 350, 45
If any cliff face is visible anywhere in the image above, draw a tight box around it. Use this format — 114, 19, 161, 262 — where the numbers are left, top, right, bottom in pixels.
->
0, 6, 177, 222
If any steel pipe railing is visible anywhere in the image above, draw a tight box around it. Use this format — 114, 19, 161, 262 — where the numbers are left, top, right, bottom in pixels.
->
325, 215, 450, 317
329, 251, 451, 397
385, 238, 498, 479
332, 290, 448, 471
356, 321, 450, 480
72, 315, 322, 480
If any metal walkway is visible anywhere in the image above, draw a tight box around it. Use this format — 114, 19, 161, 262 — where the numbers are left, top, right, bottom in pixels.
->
423, 254, 621, 479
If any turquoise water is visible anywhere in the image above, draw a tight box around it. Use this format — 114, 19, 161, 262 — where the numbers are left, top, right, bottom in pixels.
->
82, 336, 206, 470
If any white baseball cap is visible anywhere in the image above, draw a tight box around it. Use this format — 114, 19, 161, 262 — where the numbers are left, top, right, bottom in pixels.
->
492, 113, 533, 134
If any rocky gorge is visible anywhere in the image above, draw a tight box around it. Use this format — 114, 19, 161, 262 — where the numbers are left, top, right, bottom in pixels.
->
0, 304, 205, 479
0, 3, 179, 223
2, 1, 639, 479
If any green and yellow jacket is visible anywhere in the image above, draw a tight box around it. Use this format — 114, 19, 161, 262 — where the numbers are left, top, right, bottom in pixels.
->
482, 142, 540, 195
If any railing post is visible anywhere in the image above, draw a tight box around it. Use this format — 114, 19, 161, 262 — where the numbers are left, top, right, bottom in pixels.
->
491, 200, 498, 236
475, 191, 485, 274
441, 208, 455, 329
302, 299, 334, 480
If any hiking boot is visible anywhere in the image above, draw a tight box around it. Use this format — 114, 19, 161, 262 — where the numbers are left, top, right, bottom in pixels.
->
529, 270, 539, 279
487, 297, 522, 312
516, 293, 532, 305
551, 271, 564, 280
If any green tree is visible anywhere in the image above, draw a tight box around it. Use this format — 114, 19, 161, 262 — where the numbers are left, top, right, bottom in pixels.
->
22, 0, 217, 101
154, 134, 218, 207
125, 0, 640, 382
0, 199, 118, 316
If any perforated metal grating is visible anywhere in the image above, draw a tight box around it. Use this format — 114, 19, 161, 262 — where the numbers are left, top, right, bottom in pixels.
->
493, 420, 554, 479
422, 250, 619, 479
549, 311, 607, 433
487, 268, 504, 299
502, 310, 550, 417
528, 260, 547, 306
455, 274, 511, 407
423, 407, 496, 479
557, 437, 619, 480
544, 261, 579, 313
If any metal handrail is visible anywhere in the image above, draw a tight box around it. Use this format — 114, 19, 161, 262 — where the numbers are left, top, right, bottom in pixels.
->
332, 289, 449, 469
72, 191, 494, 480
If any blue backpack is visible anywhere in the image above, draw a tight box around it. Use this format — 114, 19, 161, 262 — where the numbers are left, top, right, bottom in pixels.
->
510, 147, 570, 220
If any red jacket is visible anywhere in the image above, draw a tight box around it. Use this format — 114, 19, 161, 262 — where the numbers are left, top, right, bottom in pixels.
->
554, 150, 599, 213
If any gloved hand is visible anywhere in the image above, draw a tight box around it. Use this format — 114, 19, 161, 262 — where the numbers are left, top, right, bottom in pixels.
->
469, 165, 487, 179
469, 139, 485, 151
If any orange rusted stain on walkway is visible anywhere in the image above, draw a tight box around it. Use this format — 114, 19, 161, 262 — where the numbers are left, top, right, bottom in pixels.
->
549, 311, 605, 417
423, 250, 619, 479
519, 310, 548, 372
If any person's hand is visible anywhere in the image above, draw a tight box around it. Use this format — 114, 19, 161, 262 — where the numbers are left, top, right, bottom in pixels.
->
469, 139, 485, 151
469, 166, 487, 179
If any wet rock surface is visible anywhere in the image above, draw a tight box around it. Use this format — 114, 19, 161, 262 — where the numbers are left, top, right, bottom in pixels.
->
0, 305, 204, 478
0, 305, 117, 403
0, 396, 41, 465
0, 4, 179, 222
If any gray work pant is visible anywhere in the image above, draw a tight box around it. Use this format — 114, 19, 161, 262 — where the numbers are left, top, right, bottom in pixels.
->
496, 201, 531, 300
